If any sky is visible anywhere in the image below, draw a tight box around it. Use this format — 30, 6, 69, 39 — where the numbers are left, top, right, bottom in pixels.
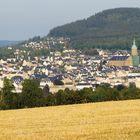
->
0, 0, 140, 40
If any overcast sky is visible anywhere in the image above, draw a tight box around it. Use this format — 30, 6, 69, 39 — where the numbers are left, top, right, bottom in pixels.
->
0, 0, 140, 40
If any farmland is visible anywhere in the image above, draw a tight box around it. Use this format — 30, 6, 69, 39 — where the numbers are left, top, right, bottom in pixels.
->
0, 100, 140, 140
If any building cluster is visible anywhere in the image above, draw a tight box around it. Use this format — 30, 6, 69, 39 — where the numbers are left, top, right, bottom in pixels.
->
23, 37, 69, 50
109, 40, 140, 66
0, 39, 140, 93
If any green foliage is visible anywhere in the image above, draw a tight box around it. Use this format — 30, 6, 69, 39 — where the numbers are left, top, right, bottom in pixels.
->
83, 48, 99, 56
43, 84, 50, 96
48, 86, 140, 106
28, 36, 41, 43
93, 87, 120, 102
120, 87, 140, 100
0, 48, 15, 59
1, 78, 19, 109
20, 79, 44, 108
48, 8, 140, 50
0, 79, 140, 110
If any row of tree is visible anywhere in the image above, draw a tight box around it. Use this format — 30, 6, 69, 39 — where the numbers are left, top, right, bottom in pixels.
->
0, 78, 140, 110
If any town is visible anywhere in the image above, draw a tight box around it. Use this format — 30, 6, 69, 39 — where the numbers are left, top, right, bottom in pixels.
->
0, 37, 139, 93
1, 3, 140, 139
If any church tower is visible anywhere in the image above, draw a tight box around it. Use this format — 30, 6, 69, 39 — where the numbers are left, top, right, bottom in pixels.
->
131, 39, 138, 56
131, 39, 140, 66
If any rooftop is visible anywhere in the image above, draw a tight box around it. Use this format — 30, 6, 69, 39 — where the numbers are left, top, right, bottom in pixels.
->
110, 56, 129, 61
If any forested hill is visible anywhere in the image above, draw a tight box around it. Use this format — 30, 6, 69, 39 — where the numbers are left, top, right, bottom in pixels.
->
48, 8, 140, 49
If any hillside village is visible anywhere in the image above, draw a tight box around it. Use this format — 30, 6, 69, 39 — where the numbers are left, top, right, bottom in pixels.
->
0, 38, 139, 93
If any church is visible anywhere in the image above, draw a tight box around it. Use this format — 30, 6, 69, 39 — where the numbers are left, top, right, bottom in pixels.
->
109, 40, 140, 67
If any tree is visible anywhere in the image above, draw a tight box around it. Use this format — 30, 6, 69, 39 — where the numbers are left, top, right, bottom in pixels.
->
115, 84, 125, 91
120, 87, 140, 100
1, 78, 18, 109
21, 79, 44, 108
43, 84, 50, 96
54, 90, 66, 105
93, 86, 120, 102
129, 82, 136, 88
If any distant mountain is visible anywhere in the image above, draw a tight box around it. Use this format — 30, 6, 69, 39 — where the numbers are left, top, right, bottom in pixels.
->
0, 40, 20, 47
48, 8, 140, 49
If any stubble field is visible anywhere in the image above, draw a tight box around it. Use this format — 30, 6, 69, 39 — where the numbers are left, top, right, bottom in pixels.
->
0, 100, 140, 140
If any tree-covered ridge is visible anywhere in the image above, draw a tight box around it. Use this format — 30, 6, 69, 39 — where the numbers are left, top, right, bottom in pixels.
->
48, 8, 140, 49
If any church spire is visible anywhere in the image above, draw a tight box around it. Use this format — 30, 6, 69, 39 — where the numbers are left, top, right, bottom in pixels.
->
131, 39, 138, 56
133, 39, 136, 46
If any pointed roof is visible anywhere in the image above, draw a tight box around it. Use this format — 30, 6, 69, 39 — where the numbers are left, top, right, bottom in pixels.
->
132, 39, 137, 49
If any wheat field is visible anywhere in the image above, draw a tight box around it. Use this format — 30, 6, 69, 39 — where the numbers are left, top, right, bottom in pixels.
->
0, 100, 140, 140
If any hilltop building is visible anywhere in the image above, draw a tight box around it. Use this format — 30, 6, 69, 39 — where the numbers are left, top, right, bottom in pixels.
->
109, 40, 140, 67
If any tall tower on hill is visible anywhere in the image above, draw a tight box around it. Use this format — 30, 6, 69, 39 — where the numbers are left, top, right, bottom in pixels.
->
131, 39, 138, 56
